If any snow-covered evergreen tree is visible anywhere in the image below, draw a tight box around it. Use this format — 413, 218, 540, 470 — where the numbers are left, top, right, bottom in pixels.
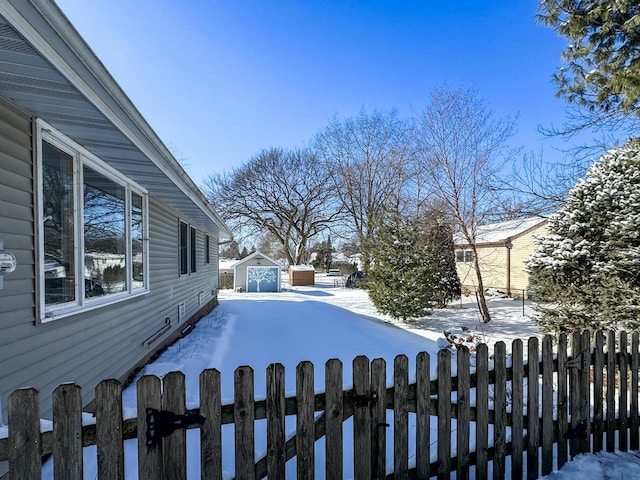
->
366, 214, 460, 321
527, 140, 640, 333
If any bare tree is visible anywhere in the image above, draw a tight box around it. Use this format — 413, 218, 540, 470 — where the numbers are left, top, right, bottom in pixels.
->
314, 109, 413, 268
204, 148, 341, 265
414, 86, 516, 323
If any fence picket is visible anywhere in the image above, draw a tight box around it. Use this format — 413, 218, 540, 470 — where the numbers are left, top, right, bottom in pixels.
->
456, 347, 470, 480
606, 330, 616, 452
371, 357, 387, 480
200, 368, 222, 480
234, 366, 255, 480
52, 383, 83, 479
96, 379, 124, 480
163, 371, 187, 480
593, 331, 605, 453
326, 359, 344, 480
415, 351, 431, 479
511, 339, 524, 480
138, 375, 163, 479
437, 349, 452, 480
619, 331, 628, 452
393, 355, 409, 479
631, 333, 639, 451
8, 388, 41, 478
267, 363, 286, 480
527, 337, 540, 480
475, 344, 489, 480
580, 330, 591, 454
570, 332, 581, 458
297, 361, 315, 480
353, 355, 372, 480
541, 335, 554, 476
493, 341, 507, 480
556, 334, 568, 468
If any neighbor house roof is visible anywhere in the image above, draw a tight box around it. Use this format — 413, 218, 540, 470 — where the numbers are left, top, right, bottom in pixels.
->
0, 0, 231, 240
454, 217, 547, 246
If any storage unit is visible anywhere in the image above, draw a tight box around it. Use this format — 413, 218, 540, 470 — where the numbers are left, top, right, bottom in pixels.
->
232, 252, 281, 293
289, 265, 316, 286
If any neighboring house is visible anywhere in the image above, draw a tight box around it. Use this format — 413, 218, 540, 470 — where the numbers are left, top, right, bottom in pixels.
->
0, 0, 232, 422
454, 217, 548, 296
232, 252, 281, 292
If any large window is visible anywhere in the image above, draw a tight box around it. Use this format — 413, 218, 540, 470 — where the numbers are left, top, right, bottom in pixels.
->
179, 221, 188, 275
39, 122, 148, 321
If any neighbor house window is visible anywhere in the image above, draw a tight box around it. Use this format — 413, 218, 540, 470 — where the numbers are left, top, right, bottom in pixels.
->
190, 227, 197, 273
205, 234, 210, 264
179, 221, 189, 275
38, 121, 148, 321
455, 250, 473, 263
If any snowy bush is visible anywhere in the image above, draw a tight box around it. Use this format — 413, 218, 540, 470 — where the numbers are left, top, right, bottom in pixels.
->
527, 140, 640, 333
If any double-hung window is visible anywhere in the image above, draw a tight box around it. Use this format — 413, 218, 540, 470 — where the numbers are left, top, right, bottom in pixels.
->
38, 121, 148, 322
179, 222, 199, 275
455, 250, 473, 263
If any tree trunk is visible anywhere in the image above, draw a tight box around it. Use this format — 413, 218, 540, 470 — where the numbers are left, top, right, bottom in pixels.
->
472, 246, 491, 322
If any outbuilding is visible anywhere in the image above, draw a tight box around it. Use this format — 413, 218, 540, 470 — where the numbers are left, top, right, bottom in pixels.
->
288, 265, 316, 286
233, 252, 281, 292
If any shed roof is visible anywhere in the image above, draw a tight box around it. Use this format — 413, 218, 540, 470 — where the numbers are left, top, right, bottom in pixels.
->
454, 217, 547, 246
0, 0, 231, 239
230, 251, 280, 268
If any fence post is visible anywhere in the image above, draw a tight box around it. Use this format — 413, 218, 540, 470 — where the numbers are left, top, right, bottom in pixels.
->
394, 355, 409, 479
494, 341, 507, 480
527, 337, 540, 480
437, 349, 452, 480
593, 331, 605, 453
456, 347, 470, 480
569, 332, 581, 458
325, 359, 344, 480
511, 339, 524, 479
297, 361, 315, 480
631, 333, 640, 451
556, 334, 568, 468
541, 335, 554, 476
606, 330, 616, 453
163, 371, 187, 480
200, 368, 222, 480
52, 383, 83, 479
580, 330, 591, 454
267, 363, 286, 480
353, 355, 371, 480
8, 388, 41, 478
96, 379, 124, 480
234, 366, 255, 480
415, 351, 431, 479
137, 375, 163, 479
475, 344, 489, 480
371, 357, 386, 480
618, 331, 628, 452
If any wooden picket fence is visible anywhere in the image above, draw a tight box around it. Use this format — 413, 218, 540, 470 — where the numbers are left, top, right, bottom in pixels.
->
1, 330, 639, 479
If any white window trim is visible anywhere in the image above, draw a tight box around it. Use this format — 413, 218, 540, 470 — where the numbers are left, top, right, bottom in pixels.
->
36, 119, 150, 323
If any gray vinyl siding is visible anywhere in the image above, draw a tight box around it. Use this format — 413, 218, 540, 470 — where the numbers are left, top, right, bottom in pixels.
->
0, 100, 221, 422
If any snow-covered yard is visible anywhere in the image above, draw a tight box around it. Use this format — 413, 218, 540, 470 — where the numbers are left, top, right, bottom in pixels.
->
37, 273, 640, 479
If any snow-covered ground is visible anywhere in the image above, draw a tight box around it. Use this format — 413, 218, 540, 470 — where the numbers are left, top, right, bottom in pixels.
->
38, 273, 640, 478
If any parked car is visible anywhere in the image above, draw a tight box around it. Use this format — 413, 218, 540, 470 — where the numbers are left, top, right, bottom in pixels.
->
345, 271, 367, 288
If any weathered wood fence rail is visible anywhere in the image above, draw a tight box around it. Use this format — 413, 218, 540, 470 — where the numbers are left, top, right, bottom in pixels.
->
1, 330, 638, 479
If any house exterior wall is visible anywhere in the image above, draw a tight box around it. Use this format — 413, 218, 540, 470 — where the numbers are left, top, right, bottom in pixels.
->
456, 246, 507, 291
0, 102, 221, 421
509, 225, 547, 291
455, 224, 548, 296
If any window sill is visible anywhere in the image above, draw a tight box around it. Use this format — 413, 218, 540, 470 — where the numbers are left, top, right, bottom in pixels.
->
40, 288, 150, 324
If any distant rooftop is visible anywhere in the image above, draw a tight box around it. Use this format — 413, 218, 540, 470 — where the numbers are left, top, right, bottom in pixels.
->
454, 217, 547, 245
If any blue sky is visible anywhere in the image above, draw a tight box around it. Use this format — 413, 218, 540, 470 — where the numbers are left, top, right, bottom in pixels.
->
55, 0, 574, 186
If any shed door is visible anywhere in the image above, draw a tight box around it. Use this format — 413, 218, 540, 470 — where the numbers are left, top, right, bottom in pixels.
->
246, 266, 279, 292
